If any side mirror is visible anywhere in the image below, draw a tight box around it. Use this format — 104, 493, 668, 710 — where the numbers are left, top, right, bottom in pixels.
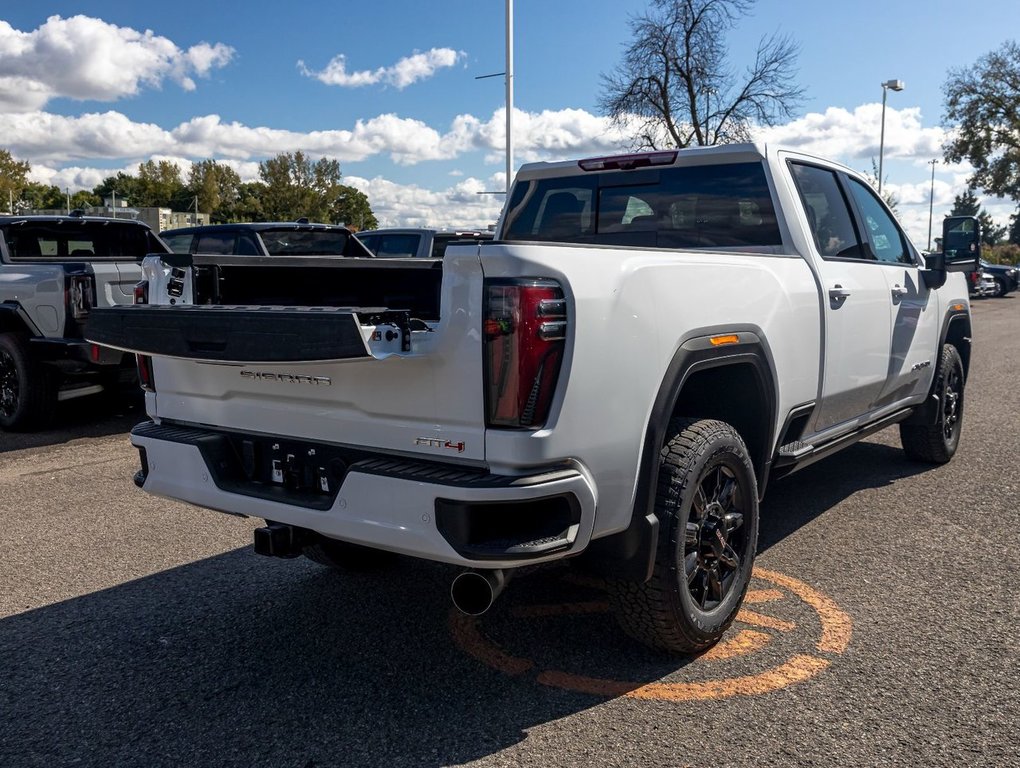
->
942, 215, 981, 272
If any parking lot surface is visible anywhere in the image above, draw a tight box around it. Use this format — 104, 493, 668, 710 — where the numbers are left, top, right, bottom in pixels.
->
1, 297, 1018, 768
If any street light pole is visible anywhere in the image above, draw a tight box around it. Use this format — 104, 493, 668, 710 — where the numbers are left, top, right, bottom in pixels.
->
878, 79, 904, 194
505, 0, 514, 194
927, 159, 937, 251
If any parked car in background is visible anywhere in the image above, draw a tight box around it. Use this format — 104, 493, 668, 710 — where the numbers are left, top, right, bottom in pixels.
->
355, 228, 493, 258
160, 221, 374, 258
978, 260, 1018, 297
0, 214, 169, 430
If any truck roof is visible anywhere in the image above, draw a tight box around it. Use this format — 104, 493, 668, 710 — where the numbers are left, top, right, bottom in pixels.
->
0, 214, 155, 228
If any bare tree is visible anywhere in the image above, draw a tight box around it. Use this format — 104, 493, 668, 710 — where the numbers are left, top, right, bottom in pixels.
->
600, 0, 804, 149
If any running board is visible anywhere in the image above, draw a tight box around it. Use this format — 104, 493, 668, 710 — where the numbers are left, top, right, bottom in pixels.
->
771, 407, 914, 478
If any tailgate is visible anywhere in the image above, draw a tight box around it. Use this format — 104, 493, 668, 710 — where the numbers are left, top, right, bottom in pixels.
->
85, 251, 488, 462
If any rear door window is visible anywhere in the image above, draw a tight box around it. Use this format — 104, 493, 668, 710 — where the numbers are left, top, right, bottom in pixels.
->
789, 163, 866, 260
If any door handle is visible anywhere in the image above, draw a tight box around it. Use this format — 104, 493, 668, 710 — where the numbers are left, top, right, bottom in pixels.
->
891, 284, 909, 298
828, 285, 851, 300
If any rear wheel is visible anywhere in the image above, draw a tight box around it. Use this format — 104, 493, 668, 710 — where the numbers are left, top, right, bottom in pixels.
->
303, 538, 397, 571
0, 333, 56, 431
609, 418, 759, 654
899, 343, 965, 464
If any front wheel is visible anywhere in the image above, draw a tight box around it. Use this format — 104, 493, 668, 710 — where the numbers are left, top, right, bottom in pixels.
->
609, 418, 759, 654
899, 343, 965, 464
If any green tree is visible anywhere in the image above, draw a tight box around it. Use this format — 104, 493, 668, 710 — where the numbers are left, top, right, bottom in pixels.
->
93, 172, 142, 207
0, 149, 31, 213
600, 0, 803, 149
943, 40, 1020, 201
331, 184, 378, 230
258, 151, 351, 222
224, 181, 268, 223
22, 182, 66, 211
948, 189, 1008, 246
135, 160, 187, 209
187, 160, 241, 221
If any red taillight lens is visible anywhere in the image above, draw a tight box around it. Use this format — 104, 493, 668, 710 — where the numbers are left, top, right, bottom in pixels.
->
484, 279, 567, 429
136, 354, 155, 393
133, 280, 149, 305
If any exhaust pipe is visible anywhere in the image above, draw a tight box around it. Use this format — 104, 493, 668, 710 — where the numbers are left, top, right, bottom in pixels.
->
451, 569, 509, 616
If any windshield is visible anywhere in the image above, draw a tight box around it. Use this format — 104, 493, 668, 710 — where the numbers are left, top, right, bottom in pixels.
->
502, 162, 781, 251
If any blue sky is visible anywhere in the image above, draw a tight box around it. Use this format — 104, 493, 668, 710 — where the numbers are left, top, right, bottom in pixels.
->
1, 1, 1018, 243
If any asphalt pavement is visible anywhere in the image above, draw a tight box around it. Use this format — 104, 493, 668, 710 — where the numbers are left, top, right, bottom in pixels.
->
1, 297, 1017, 768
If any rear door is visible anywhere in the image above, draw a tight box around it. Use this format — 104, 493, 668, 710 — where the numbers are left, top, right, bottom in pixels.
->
788, 162, 892, 433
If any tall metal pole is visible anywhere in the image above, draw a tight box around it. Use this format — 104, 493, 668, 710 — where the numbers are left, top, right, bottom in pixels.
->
927, 159, 937, 251
505, 0, 514, 194
111, 189, 116, 219
66, 188, 70, 215
878, 86, 888, 194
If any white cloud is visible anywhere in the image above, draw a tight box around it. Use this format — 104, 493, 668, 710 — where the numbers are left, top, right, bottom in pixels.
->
298, 48, 463, 89
0, 15, 234, 111
345, 175, 505, 229
759, 104, 946, 164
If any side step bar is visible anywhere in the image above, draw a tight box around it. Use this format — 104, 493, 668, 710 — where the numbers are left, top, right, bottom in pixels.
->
771, 407, 914, 478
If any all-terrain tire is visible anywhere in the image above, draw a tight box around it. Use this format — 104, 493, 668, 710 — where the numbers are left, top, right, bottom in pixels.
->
303, 538, 397, 571
608, 418, 759, 654
0, 332, 56, 431
899, 343, 965, 464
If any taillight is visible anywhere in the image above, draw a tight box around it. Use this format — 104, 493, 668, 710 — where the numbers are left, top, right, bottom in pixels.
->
484, 279, 567, 429
136, 354, 155, 393
68, 275, 93, 320
133, 280, 149, 304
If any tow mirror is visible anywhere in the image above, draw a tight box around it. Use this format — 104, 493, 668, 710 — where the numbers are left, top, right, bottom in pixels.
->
942, 216, 981, 272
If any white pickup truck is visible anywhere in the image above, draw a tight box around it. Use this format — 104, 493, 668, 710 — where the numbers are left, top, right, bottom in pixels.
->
86, 144, 979, 653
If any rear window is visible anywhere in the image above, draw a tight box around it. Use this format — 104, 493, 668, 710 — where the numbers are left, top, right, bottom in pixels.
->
258, 228, 350, 256
1, 221, 167, 262
431, 234, 493, 258
368, 234, 422, 258
502, 162, 781, 250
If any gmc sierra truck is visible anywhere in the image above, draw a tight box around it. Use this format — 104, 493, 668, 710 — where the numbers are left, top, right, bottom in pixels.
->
0, 215, 170, 430
85, 144, 979, 653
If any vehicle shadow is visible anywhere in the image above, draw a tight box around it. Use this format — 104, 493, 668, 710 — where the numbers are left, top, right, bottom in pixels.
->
0, 393, 143, 455
758, 439, 930, 551
0, 439, 936, 767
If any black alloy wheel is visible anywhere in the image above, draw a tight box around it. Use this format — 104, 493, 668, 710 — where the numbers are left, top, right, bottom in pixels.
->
609, 418, 759, 654
0, 344, 18, 421
900, 343, 965, 464
684, 463, 748, 611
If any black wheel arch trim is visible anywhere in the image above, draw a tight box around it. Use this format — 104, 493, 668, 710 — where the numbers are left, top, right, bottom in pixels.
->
580, 327, 778, 582
903, 305, 971, 427
0, 302, 41, 337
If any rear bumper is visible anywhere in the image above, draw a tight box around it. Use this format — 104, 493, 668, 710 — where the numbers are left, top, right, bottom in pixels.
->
130, 420, 597, 568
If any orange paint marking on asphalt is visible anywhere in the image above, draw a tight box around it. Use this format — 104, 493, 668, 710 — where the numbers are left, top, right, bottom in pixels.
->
452, 568, 853, 702
698, 629, 772, 661
752, 567, 853, 653
536, 654, 831, 701
736, 609, 796, 633
448, 610, 533, 676
510, 600, 611, 619
742, 588, 785, 604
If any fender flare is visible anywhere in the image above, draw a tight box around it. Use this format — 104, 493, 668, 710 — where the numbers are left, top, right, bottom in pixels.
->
0, 302, 39, 336
581, 328, 779, 582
